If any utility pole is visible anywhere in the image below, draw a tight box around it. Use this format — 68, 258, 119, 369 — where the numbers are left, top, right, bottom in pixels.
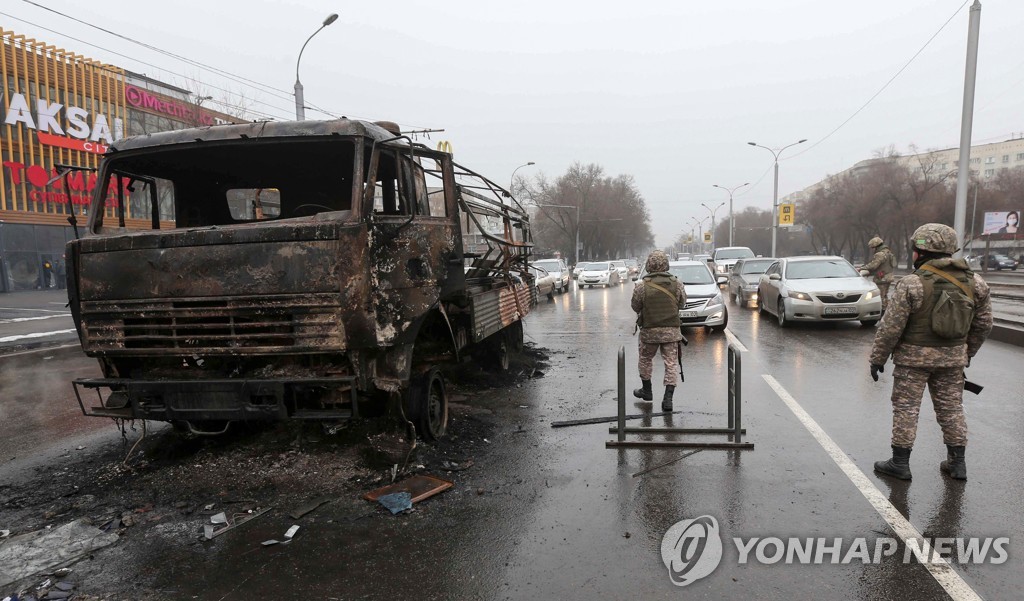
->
749, 139, 806, 257
953, 0, 982, 258
713, 183, 749, 246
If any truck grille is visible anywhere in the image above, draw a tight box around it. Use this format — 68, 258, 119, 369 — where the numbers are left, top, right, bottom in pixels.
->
80, 294, 345, 354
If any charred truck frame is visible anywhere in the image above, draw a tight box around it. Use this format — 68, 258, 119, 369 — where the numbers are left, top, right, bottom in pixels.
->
67, 119, 536, 440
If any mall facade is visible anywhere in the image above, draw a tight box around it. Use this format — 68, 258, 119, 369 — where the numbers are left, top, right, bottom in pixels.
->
0, 28, 239, 292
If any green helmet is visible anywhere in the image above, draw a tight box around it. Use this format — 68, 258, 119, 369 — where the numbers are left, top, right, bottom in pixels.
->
911, 223, 959, 254
868, 236, 883, 249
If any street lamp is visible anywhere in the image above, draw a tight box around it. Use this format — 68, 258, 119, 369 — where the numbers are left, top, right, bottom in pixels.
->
701, 201, 725, 250
748, 138, 806, 257
689, 216, 709, 253
294, 13, 339, 121
712, 182, 749, 246
534, 203, 580, 268
510, 162, 535, 195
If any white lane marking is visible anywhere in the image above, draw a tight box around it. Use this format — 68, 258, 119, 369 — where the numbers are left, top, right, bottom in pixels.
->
724, 328, 748, 353
0, 329, 77, 343
0, 342, 80, 357
0, 314, 72, 323
762, 374, 983, 601
0, 306, 68, 313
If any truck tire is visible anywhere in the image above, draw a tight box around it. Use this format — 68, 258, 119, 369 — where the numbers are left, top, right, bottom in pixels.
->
482, 332, 511, 371
407, 367, 448, 441
508, 320, 525, 352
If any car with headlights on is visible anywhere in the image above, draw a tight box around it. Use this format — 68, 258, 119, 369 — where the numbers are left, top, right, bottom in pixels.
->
534, 258, 571, 293
624, 258, 640, 280
727, 257, 776, 307
667, 260, 728, 332
610, 260, 630, 283
578, 261, 621, 288
756, 256, 882, 327
711, 246, 755, 284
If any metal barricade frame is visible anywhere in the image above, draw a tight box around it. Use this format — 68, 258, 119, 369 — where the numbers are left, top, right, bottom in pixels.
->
605, 343, 754, 450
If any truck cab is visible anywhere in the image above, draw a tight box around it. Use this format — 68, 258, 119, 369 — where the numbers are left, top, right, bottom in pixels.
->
67, 119, 534, 439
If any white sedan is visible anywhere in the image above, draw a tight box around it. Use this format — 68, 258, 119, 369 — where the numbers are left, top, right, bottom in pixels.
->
578, 262, 621, 288
757, 256, 882, 327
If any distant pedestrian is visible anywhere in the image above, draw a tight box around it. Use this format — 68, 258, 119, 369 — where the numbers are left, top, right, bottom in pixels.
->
54, 257, 66, 290
858, 236, 897, 313
41, 259, 53, 289
869, 223, 993, 481
631, 250, 686, 411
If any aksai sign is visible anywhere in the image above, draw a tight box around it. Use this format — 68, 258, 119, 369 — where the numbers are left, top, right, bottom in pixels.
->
2, 91, 124, 149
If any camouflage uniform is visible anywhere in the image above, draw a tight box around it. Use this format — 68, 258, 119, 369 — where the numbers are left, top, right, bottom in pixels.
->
631, 251, 686, 387
870, 257, 993, 448
861, 238, 897, 311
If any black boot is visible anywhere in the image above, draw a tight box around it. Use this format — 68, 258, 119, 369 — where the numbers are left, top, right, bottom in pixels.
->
940, 445, 967, 480
874, 446, 912, 480
633, 379, 652, 401
661, 385, 675, 412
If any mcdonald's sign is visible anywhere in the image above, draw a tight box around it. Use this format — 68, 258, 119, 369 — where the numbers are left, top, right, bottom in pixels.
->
436, 140, 453, 155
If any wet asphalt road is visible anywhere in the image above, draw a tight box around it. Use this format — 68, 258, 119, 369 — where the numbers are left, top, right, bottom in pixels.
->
3, 282, 1024, 599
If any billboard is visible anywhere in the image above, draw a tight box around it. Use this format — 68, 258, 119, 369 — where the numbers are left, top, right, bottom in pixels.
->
983, 211, 1020, 235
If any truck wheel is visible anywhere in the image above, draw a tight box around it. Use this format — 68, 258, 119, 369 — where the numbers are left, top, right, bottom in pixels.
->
407, 367, 448, 441
509, 320, 525, 352
479, 329, 512, 371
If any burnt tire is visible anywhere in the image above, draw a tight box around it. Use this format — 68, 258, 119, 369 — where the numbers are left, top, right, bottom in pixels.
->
407, 367, 448, 441
481, 330, 511, 371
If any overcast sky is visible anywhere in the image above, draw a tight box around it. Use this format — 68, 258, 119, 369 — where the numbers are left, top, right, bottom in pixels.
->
5, 0, 1022, 247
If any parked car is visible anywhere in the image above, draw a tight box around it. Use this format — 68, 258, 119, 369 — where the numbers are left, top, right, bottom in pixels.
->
578, 261, 621, 288
534, 258, 571, 293
727, 258, 776, 306
757, 256, 882, 327
529, 266, 556, 300
711, 246, 755, 284
982, 254, 1018, 271
667, 260, 728, 332
610, 260, 629, 283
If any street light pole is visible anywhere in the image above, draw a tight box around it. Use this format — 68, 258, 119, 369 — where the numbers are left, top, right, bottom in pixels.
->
690, 216, 708, 254
713, 182, 749, 246
294, 13, 339, 121
748, 139, 806, 257
509, 161, 535, 195
701, 201, 726, 251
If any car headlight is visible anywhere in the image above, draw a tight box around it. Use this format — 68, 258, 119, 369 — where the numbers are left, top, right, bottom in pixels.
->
865, 289, 877, 300
707, 293, 724, 307
789, 291, 811, 301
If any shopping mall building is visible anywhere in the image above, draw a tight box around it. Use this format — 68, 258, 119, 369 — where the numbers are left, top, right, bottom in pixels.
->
0, 28, 240, 292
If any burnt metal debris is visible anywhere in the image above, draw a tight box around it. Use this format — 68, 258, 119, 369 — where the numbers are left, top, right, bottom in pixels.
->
64, 118, 537, 441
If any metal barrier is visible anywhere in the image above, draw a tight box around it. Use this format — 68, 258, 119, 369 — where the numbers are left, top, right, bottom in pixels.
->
605, 343, 754, 450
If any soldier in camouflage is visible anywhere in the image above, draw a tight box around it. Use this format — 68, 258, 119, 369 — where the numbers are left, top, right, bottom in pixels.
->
631, 250, 687, 411
870, 223, 992, 481
859, 237, 897, 312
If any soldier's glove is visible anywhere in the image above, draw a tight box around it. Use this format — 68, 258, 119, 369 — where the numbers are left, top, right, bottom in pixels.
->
870, 363, 885, 382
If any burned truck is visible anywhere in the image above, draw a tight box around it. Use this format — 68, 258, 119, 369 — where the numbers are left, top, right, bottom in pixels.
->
67, 119, 536, 440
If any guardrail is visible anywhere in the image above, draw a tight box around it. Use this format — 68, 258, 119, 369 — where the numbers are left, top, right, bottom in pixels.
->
605, 344, 754, 450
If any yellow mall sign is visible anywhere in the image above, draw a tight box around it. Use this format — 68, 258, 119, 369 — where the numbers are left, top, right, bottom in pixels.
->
779, 203, 795, 226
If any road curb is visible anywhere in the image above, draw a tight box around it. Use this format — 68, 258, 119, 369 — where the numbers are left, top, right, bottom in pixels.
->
990, 323, 1024, 347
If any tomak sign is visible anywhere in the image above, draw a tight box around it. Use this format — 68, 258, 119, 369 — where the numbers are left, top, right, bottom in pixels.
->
2, 91, 123, 153
125, 84, 220, 126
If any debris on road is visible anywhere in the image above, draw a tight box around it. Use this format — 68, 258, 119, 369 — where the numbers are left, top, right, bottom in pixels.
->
261, 525, 300, 546
288, 497, 333, 520
376, 492, 413, 515
631, 450, 703, 478
550, 411, 680, 428
0, 519, 118, 587
202, 507, 272, 540
364, 475, 454, 513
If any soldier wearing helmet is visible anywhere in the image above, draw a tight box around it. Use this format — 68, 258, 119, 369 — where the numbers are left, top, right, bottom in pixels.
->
631, 250, 686, 411
858, 236, 897, 313
869, 223, 992, 481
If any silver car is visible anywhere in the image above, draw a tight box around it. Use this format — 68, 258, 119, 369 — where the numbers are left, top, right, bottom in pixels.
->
757, 256, 882, 327
578, 261, 621, 288
667, 261, 728, 332
533, 258, 570, 293
727, 258, 776, 307
610, 260, 630, 283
